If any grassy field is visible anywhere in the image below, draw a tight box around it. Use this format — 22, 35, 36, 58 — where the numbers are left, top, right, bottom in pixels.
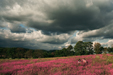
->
0, 54, 113, 75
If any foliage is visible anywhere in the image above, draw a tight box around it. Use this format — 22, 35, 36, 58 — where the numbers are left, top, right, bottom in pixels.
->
55, 48, 74, 57
25, 50, 33, 58
1, 41, 113, 59
94, 42, 102, 54
74, 41, 93, 55
0, 48, 56, 59
107, 47, 113, 53
103, 47, 108, 54
67, 45, 73, 51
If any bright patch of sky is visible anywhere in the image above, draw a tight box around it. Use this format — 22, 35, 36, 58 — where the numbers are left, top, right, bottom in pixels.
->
63, 31, 79, 48
94, 39, 109, 43
20, 24, 26, 28
20, 24, 37, 33
0, 27, 8, 30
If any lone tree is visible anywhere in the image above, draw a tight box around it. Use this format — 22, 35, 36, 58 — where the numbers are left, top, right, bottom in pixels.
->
94, 42, 102, 54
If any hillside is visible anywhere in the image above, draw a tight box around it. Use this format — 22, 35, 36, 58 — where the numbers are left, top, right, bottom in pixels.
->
0, 54, 113, 75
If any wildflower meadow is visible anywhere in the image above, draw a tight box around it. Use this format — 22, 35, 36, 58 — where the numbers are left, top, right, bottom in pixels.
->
0, 54, 113, 75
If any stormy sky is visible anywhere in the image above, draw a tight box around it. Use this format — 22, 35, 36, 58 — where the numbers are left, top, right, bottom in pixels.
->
0, 0, 113, 50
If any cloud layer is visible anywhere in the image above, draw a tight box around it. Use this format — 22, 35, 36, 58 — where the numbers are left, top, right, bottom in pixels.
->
0, 0, 113, 50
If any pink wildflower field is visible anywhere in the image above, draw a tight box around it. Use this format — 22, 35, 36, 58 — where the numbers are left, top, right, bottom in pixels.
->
0, 54, 113, 75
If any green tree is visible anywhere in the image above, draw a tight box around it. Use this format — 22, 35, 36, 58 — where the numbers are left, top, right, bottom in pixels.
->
33, 50, 44, 58
55, 48, 70, 57
55, 50, 63, 57
74, 41, 94, 55
25, 50, 33, 58
15, 48, 25, 58
67, 45, 73, 51
74, 41, 86, 55
107, 44, 113, 53
6, 48, 15, 58
94, 42, 102, 54
103, 47, 108, 54
100, 47, 104, 53
62, 48, 69, 56
0, 48, 3, 58
107, 47, 113, 53
84, 42, 94, 54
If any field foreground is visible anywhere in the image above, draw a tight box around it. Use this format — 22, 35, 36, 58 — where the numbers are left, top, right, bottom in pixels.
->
0, 54, 113, 75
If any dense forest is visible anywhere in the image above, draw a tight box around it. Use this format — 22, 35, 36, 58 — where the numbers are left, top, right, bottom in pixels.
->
1, 41, 113, 59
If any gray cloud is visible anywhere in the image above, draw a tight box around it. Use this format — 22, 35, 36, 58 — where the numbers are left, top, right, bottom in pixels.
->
71, 22, 113, 44
0, 29, 70, 49
27, 0, 113, 33
0, 0, 113, 49
0, 0, 113, 34
81, 23, 113, 39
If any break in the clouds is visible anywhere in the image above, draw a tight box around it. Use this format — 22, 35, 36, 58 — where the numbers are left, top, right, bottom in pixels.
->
0, 0, 113, 50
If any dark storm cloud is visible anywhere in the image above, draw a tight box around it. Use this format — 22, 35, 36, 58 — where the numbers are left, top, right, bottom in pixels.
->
0, 0, 113, 49
0, 36, 63, 50
26, 0, 113, 34
41, 37, 68, 44
0, 0, 113, 34
90, 24, 113, 39
1, 15, 30, 22
0, 39, 26, 48
71, 22, 113, 44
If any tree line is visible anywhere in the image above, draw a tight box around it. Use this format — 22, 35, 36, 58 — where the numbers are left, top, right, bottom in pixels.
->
0, 41, 113, 59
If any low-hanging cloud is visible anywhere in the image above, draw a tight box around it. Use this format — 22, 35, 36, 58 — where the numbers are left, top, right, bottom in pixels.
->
0, 29, 71, 49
